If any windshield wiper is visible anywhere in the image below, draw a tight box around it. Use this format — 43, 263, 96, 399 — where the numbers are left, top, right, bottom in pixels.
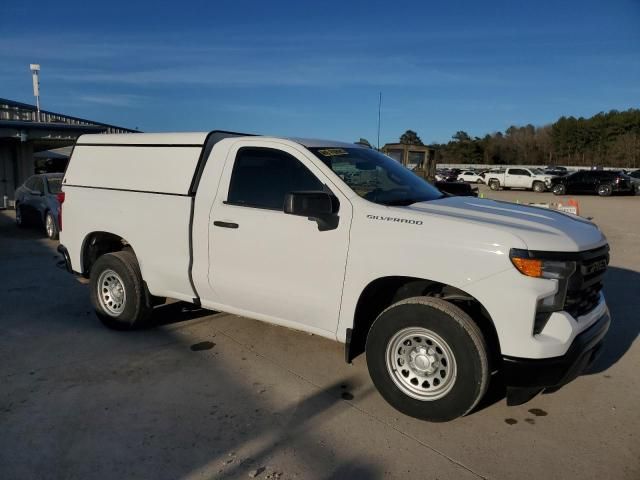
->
384, 198, 428, 206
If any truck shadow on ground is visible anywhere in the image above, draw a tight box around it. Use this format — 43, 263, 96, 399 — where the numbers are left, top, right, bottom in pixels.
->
0, 211, 384, 480
146, 301, 213, 327
586, 266, 640, 374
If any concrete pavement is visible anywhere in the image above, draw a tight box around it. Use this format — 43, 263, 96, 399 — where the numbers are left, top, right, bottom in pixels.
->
0, 188, 638, 479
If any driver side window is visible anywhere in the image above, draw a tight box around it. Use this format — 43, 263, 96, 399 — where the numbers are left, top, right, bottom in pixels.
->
226, 148, 324, 210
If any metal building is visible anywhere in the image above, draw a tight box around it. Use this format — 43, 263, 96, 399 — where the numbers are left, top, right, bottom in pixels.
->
381, 142, 437, 180
0, 98, 136, 203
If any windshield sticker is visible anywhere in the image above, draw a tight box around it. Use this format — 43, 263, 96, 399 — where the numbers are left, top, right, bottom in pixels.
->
317, 148, 348, 157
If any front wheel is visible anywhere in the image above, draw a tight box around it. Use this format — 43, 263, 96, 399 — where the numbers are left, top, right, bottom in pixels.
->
366, 297, 489, 422
489, 180, 500, 191
597, 184, 612, 197
532, 182, 546, 193
552, 184, 566, 195
89, 251, 153, 330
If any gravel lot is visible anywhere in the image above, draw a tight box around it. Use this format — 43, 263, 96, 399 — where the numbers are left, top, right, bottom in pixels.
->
1, 187, 638, 480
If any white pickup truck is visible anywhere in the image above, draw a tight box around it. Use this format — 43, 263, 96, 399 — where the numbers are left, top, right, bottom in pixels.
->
484, 167, 554, 192
58, 131, 611, 421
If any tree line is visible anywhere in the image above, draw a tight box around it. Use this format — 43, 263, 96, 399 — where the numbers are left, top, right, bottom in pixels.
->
394, 109, 640, 168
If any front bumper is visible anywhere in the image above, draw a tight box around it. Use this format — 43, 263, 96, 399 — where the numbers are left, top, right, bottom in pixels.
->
502, 307, 610, 404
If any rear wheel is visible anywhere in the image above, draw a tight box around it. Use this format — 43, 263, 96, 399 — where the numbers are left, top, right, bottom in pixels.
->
489, 180, 500, 191
476, 179, 484, 184
45, 211, 59, 240
90, 251, 153, 330
366, 297, 489, 422
597, 184, 612, 197
552, 184, 566, 195
532, 181, 545, 193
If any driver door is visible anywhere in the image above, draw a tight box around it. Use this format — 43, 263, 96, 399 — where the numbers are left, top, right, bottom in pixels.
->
206, 141, 352, 336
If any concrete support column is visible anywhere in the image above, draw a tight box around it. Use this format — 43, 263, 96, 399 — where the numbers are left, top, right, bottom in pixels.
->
0, 144, 18, 202
16, 142, 34, 189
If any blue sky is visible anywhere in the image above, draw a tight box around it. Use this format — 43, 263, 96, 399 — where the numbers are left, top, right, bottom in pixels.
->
1, 0, 639, 145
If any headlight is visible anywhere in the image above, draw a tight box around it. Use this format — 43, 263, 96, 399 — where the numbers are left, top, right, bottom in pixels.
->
509, 249, 576, 279
510, 249, 577, 333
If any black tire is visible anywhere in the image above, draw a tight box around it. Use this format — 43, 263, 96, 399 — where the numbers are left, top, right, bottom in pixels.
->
476, 179, 483, 184
552, 184, 566, 195
597, 183, 612, 197
366, 297, 489, 422
532, 181, 545, 193
489, 180, 500, 191
45, 211, 59, 240
89, 251, 153, 330
15, 204, 27, 228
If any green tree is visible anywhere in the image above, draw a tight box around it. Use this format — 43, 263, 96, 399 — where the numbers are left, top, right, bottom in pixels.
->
452, 131, 471, 142
433, 108, 640, 167
399, 130, 424, 145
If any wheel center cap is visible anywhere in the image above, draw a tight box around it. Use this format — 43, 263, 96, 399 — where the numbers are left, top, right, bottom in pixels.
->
410, 348, 438, 374
109, 284, 123, 301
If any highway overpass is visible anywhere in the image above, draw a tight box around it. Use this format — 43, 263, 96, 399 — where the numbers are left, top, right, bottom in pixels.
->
0, 98, 136, 202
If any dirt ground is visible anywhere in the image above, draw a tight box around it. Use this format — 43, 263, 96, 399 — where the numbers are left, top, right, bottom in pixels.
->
1, 187, 638, 480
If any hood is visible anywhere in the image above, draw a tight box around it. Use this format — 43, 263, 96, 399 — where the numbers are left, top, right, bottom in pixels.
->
533, 173, 554, 181
404, 196, 606, 252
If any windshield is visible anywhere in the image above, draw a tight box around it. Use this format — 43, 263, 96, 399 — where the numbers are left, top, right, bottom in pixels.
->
309, 147, 444, 206
532, 168, 545, 174
47, 177, 63, 194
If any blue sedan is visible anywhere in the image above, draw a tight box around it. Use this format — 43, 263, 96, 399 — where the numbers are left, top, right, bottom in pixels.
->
15, 173, 64, 239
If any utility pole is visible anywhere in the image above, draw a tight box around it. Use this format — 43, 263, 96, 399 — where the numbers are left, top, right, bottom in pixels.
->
377, 92, 382, 150
30, 64, 41, 122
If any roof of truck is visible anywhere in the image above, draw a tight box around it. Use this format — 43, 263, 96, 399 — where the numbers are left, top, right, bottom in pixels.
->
76, 132, 361, 149
77, 132, 209, 145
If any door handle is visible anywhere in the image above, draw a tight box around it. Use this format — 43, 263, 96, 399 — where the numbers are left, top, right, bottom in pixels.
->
213, 221, 239, 229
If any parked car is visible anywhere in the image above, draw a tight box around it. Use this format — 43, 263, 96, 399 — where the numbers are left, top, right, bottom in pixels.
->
436, 169, 459, 182
544, 168, 569, 177
545, 166, 568, 176
550, 170, 634, 196
628, 170, 640, 193
14, 173, 64, 239
457, 171, 484, 184
485, 167, 554, 192
435, 181, 478, 196
58, 132, 610, 422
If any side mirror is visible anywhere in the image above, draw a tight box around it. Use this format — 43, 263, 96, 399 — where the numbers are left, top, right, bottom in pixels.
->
284, 191, 338, 231
284, 191, 333, 216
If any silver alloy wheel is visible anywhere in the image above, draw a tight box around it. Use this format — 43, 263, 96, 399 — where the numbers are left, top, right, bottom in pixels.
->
385, 327, 457, 401
598, 184, 611, 196
553, 185, 565, 195
97, 269, 127, 317
45, 213, 55, 238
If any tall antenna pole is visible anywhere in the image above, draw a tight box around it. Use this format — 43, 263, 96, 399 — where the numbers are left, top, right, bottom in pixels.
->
30, 64, 41, 122
377, 91, 382, 149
